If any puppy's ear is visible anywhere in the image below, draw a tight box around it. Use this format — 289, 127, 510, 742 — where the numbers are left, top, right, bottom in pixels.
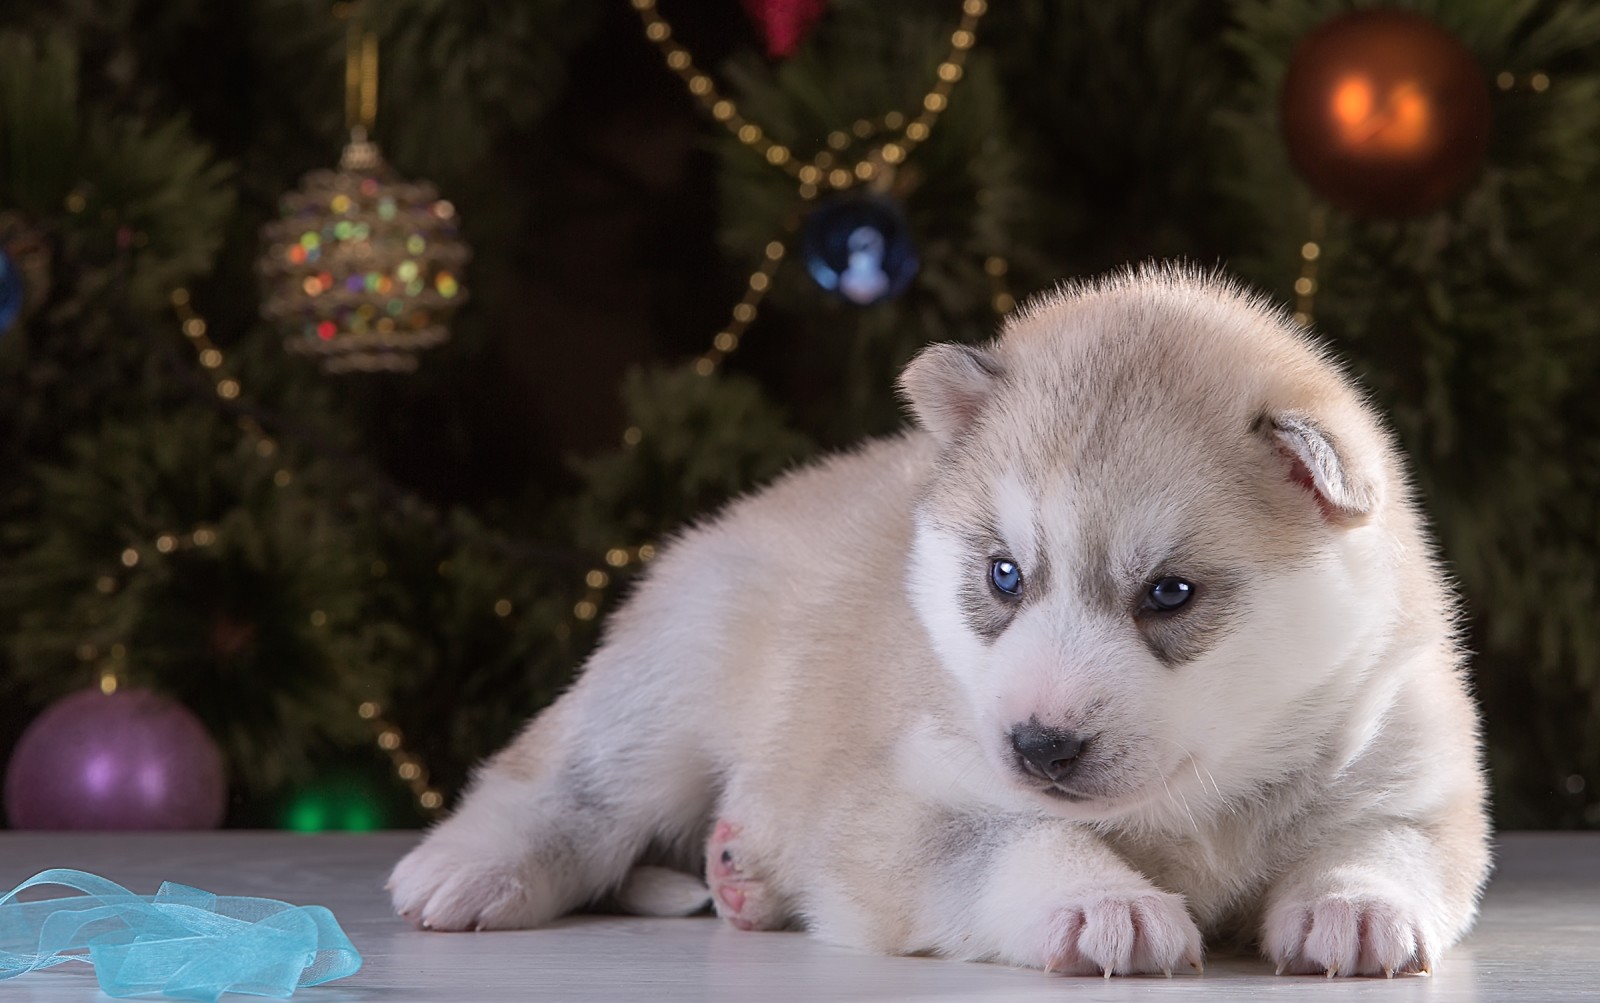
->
899, 342, 1005, 442
1264, 412, 1381, 525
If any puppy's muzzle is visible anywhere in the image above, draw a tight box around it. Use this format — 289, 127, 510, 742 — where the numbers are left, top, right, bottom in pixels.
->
1010, 721, 1087, 783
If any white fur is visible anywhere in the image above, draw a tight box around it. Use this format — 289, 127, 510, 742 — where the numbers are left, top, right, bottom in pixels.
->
906, 520, 990, 703
390, 266, 1490, 978
614, 866, 714, 918
992, 469, 1039, 570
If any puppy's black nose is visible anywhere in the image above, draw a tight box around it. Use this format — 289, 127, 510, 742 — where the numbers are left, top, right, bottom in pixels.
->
1010, 722, 1085, 782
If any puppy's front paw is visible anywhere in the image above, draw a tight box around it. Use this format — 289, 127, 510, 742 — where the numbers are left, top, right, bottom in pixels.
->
1043, 891, 1203, 977
388, 838, 558, 932
1263, 892, 1432, 977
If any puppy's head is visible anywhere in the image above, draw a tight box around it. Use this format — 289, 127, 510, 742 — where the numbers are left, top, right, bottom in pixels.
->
900, 267, 1411, 828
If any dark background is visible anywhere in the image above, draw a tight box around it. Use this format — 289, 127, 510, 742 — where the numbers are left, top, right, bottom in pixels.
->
1, 0, 1596, 831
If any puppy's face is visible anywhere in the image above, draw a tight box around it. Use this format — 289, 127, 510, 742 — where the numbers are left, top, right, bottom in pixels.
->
902, 275, 1397, 827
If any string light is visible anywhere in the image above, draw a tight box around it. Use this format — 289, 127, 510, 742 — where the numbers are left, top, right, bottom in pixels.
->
694, 240, 788, 375
100, 292, 636, 822
76, 638, 127, 695
632, 0, 990, 379
98, 526, 225, 603
356, 699, 445, 811
630, 0, 987, 196
100, 293, 452, 818
564, 545, 660, 625
583, 5, 1010, 655
173, 289, 283, 455
172, 290, 670, 817
152, 289, 765, 824
984, 254, 1015, 315
148, 1, 1017, 818
1292, 206, 1328, 327
83, 521, 215, 721
1495, 70, 1550, 92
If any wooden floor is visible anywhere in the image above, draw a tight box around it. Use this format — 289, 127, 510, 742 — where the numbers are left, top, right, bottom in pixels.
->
1, 831, 1596, 1001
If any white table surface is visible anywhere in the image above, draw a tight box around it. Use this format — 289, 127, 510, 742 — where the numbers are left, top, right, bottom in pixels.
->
1, 831, 1596, 1001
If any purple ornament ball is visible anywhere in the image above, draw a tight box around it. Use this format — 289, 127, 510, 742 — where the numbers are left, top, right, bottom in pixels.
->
4, 687, 227, 829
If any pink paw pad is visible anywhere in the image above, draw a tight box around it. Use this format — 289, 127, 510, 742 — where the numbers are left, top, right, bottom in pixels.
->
706, 819, 783, 931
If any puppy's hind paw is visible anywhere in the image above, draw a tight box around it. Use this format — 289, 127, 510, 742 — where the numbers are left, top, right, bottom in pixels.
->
706, 819, 788, 931
1264, 893, 1432, 978
1043, 891, 1203, 977
389, 838, 559, 932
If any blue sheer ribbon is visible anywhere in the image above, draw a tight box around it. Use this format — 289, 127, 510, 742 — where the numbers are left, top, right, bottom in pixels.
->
0, 868, 362, 1000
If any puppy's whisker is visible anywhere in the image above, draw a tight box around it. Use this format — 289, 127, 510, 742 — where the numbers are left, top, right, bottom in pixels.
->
1149, 736, 1235, 823
1157, 768, 1200, 836
1175, 787, 1201, 836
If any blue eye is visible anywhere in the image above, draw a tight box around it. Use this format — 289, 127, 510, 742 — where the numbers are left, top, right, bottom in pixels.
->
990, 559, 1023, 597
1147, 577, 1194, 611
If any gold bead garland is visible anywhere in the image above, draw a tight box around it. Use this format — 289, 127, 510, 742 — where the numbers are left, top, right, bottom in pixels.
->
1291, 206, 1327, 327
633, 0, 991, 379
694, 239, 787, 376
174, 290, 282, 457
1494, 70, 1550, 93
631, 0, 987, 198
116, 290, 448, 815
92, 508, 449, 813
582, 0, 1017, 629
985, 255, 1015, 316
124, 3, 1020, 821
170, 292, 670, 815
358, 699, 443, 810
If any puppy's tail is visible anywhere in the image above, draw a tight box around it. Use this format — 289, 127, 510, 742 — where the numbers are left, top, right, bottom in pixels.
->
613, 866, 712, 917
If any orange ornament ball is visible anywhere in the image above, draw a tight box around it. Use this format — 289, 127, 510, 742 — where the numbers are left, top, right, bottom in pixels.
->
1280, 9, 1492, 218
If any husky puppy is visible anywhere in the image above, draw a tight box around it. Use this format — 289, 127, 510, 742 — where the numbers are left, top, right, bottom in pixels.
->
390, 267, 1489, 978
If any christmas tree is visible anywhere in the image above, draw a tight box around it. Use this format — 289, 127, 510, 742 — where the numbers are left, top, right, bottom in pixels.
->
1, 0, 1596, 830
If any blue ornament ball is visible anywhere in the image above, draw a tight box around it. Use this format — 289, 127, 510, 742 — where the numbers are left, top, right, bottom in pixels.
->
801, 196, 918, 306
0, 246, 24, 335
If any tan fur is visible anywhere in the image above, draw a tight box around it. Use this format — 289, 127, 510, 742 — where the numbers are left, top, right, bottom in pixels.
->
389, 266, 1489, 977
